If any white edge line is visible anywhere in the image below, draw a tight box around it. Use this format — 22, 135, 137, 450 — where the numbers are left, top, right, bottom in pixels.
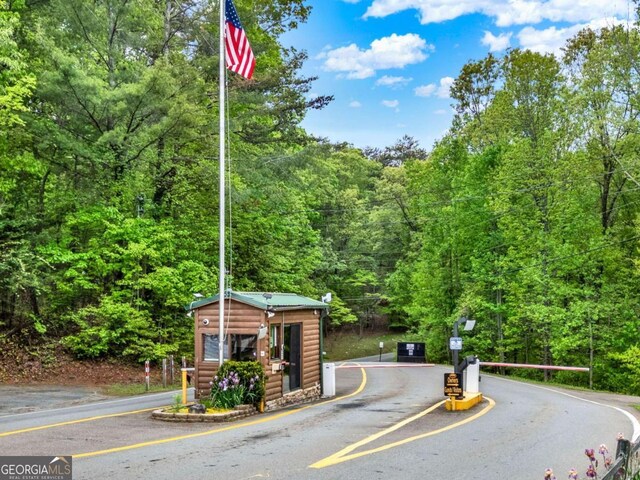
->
0, 388, 194, 419
491, 376, 640, 441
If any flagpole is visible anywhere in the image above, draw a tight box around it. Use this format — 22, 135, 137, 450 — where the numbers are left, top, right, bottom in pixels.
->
218, 0, 226, 367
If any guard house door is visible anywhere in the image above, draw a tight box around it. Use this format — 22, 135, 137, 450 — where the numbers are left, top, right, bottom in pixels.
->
284, 324, 301, 392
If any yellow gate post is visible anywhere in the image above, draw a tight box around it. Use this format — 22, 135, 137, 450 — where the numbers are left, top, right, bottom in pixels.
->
181, 367, 195, 404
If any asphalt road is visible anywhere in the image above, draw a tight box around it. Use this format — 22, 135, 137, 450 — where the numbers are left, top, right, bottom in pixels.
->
1, 361, 638, 480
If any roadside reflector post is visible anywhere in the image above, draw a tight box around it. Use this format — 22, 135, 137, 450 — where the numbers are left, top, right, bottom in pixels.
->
144, 360, 150, 391
162, 358, 167, 388
169, 355, 174, 384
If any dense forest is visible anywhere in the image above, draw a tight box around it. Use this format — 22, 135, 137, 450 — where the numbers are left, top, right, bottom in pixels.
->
3, 0, 640, 393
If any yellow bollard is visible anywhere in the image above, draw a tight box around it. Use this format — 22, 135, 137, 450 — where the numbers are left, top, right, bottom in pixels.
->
182, 369, 188, 405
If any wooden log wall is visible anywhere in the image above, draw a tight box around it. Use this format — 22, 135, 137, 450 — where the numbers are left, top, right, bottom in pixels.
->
297, 310, 321, 390
195, 299, 264, 394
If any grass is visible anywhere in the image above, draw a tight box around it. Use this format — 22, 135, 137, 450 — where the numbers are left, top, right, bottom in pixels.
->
101, 383, 180, 396
323, 330, 422, 361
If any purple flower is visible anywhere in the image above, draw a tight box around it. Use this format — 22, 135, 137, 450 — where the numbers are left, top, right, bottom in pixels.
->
586, 464, 596, 478
598, 444, 608, 456
585, 448, 596, 462
544, 467, 556, 480
568, 468, 578, 480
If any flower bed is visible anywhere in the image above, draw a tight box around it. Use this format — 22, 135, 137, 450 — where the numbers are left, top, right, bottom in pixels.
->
151, 404, 257, 423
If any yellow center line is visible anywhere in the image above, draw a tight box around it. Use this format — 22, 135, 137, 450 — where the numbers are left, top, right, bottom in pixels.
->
74, 368, 368, 459
310, 396, 496, 469
0, 407, 161, 438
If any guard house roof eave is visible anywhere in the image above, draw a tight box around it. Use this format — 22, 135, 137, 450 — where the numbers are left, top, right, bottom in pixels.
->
185, 291, 330, 312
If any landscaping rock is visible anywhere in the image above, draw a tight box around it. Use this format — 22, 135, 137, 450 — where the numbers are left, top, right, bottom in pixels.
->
188, 403, 206, 414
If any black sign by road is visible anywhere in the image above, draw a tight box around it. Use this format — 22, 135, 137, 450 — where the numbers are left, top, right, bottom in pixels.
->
444, 372, 463, 397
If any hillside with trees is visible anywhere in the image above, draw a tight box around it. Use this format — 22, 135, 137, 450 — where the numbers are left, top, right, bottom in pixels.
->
3, 0, 640, 394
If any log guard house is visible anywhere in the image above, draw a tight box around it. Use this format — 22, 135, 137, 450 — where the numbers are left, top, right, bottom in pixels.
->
190, 291, 329, 409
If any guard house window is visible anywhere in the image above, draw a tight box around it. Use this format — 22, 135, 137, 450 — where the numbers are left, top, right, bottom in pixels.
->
203, 334, 228, 362
270, 324, 281, 359
204, 334, 257, 361
231, 335, 257, 361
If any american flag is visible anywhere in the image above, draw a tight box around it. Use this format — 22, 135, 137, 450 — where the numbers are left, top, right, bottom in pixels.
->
225, 0, 255, 80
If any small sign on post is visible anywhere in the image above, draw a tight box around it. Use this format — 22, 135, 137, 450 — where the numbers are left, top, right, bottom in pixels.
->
449, 337, 463, 350
144, 360, 150, 391
444, 372, 463, 398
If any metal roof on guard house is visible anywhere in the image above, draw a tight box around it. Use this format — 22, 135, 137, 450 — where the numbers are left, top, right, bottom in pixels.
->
189, 291, 329, 311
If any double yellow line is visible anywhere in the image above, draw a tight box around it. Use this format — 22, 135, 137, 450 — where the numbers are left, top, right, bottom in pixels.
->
311, 396, 495, 468
0, 408, 159, 438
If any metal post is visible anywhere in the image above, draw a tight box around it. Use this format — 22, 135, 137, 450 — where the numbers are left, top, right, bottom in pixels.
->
169, 355, 174, 384
218, 0, 226, 368
453, 320, 460, 374
144, 360, 150, 391
379, 342, 384, 362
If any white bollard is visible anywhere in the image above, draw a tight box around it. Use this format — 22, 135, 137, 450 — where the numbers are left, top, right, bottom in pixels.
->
322, 363, 336, 397
465, 360, 480, 393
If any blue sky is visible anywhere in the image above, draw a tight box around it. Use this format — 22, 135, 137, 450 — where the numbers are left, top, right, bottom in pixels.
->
280, 0, 629, 150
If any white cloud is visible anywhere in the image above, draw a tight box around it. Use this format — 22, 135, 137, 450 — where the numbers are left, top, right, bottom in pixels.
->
434, 109, 448, 115
482, 31, 512, 52
517, 17, 624, 55
376, 75, 413, 87
322, 33, 433, 79
315, 45, 334, 60
415, 77, 453, 98
381, 99, 399, 108
363, 0, 627, 27
437, 77, 454, 98
349, 100, 363, 108
415, 84, 436, 97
